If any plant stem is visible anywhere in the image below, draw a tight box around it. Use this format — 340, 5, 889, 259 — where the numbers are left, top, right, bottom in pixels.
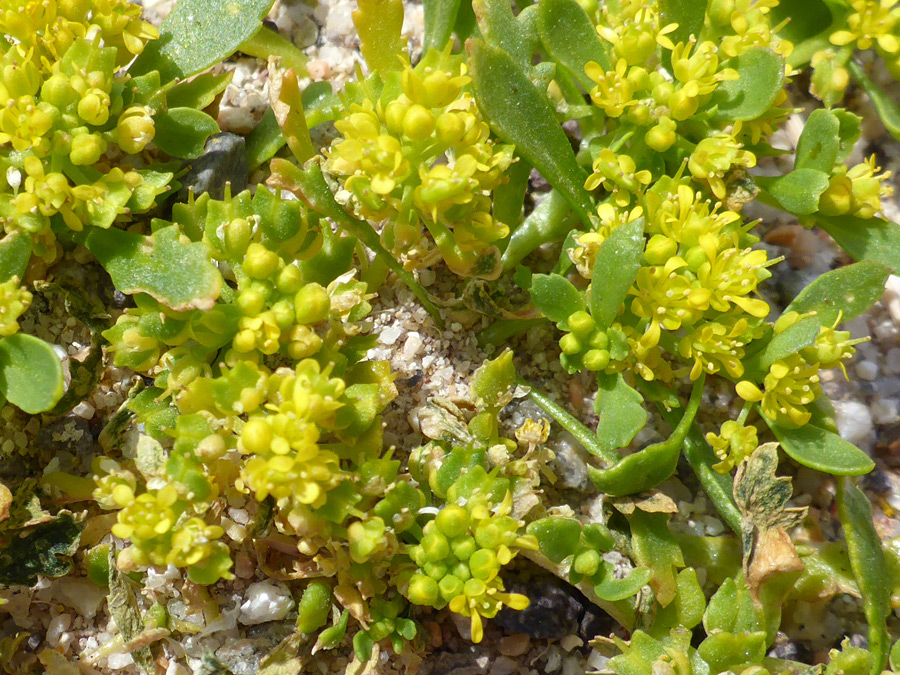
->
241, 26, 308, 76
501, 190, 572, 271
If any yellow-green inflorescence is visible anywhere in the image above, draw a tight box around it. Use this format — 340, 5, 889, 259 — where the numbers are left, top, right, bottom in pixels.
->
324, 48, 515, 279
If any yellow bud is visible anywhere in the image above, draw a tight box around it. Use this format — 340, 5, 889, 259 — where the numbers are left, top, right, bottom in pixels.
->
668, 88, 698, 121
232, 329, 257, 353
77, 90, 110, 126
116, 108, 155, 154
567, 310, 595, 337
271, 300, 295, 329
583, 349, 610, 371
69, 132, 107, 165
559, 333, 582, 355
42, 74, 77, 107
384, 100, 409, 135
402, 104, 435, 141
287, 325, 323, 359
243, 243, 280, 279
736, 380, 764, 403
276, 265, 303, 294
818, 175, 852, 216
236, 289, 266, 316
241, 418, 273, 454
644, 234, 677, 265
645, 121, 676, 152
224, 217, 252, 257
294, 283, 330, 324
435, 111, 465, 145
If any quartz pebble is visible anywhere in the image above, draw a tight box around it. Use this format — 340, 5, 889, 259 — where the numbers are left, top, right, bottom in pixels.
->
872, 397, 900, 425
834, 400, 875, 452
239, 581, 294, 625
498, 634, 531, 657
855, 360, 879, 381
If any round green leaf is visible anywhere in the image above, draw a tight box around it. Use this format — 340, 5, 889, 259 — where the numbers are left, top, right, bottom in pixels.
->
153, 108, 220, 159
714, 48, 784, 121
767, 420, 875, 476
527, 517, 582, 563
758, 168, 830, 215
530, 274, 585, 323
593, 565, 653, 602
0, 334, 65, 414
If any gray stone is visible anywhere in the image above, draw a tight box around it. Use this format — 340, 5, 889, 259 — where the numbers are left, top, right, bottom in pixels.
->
176, 132, 248, 203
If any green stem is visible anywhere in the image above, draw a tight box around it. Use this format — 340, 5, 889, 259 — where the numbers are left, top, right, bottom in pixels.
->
477, 317, 546, 347
501, 190, 573, 271
736, 400, 753, 426
518, 376, 617, 464
241, 25, 308, 75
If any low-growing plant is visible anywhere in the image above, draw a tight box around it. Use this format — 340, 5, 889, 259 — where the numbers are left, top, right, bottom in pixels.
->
2, 0, 900, 672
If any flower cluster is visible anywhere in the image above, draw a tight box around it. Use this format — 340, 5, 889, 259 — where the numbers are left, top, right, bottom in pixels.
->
324, 49, 515, 278
406, 492, 536, 643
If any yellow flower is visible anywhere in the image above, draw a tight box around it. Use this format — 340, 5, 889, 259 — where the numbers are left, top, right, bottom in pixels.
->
668, 41, 737, 120
695, 233, 773, 318
448, 577, 529, 643
596, 2, 678, 64
846, 155, 894, 218
830, 0, 900, 54
678, 317, 756, 380
736, 354, 820, 427
0, 276, 32, 337
585, 148, 653, 206
706, 420, 758, 473
631, 256, 711, 338
585, 59, 637, 118
0, 95, 55, 152
688, 129, 756, 199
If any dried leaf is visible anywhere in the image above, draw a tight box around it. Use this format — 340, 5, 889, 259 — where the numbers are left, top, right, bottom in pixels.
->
417, 398, 473, 445
0, 483, 10, 525
0, 512, 82, 586
107, 551, 154, 673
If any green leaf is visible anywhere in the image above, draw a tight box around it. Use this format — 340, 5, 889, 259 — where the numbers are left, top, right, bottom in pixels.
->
527, 517, 582, 563
784, 261, 890, 326
698, 631, 767, 673
627, 510, 684, 607
817, 214, 900, 272
538, 0, 611, 88
83, 225, 222, 312
0, 512, 81, 586
468, 39, 594, 226
769, 0, 835, 65
0, 232, 31, 283
471, 0, 538, 69
153, 107, 220, 159
589, 218, 644, 329
747, 315, 821, 374
714, 48, 785, 121
767, 420, 874, 476
530, 273, 584, 323
471, 349, 517, 410
837, 478, 891, 675
166, 70, 234, 110
131, 0, 276, 83
353, 0, 407, 75
795, 109, 840, 173
848, 60, 900, 142
594, 371, 647, 455
0, 334, 65, 414
833, 109, 862, 163
424, 0, 463, 51
240, 25, 308, 75
659, 0, 708, 47
757, 168, 830, 215
594, 565, 653, 602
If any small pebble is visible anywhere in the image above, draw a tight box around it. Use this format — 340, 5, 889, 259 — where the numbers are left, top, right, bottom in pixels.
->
886, 348, 900, 375
871, 397, 900, 425
834, 400, 874, 452
47, 614, 72, 648
490, 656, 519, 675
239, 581, 294, 625
498, 634, 531, 657
855, 360, 879, 381
380, 324, 403, 346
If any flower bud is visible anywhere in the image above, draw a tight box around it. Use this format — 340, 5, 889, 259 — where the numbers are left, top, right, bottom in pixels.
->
589, 330, 609, 350
451, 534, 477, 561
116, 107, 155, 154
435, 504, 469, 538
583, 349, 610, 371
818, 175, 853, 216
438, 573, 465, 601
645, 117, 677, 152
559, 333, 582, 355
435, 111, 466, 145
77, 89, 110, 126
236, 289, 267, 316
294, 283, 330, 324
408, 573, 439, 606
420, 531, 451, 563
276, 265, 303, 295
41, 73, 78, 107
573, 549, 601, 576
468, 548, 499, 581
224, 217, 252, 257
384, 100, 409, 135
241, 418, 273, 454
567, 310, 595, 337
243, 242, 281, 279
644, 234, 677, 265
69, 132, 107, 165
403, 104, 435, 140
668, 88, 698, 121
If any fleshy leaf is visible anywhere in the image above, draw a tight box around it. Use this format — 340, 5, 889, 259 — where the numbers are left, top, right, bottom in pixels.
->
659, 0, 708, 47
84, 225, 222, 312
424, 0, 463, 51
594, 372, 647, 456
353, 0, 407, 74
471, 0, 539, 69
589, 218, 645, 329
697, 631, 767, 673
530, 274, 585, 323
538, 0, 611, 87
758, 168, 830, 215
745, 315, 820, 375
0, 232, 31, 283
783, 261, 890, 326
767, 420, 874, 476
468, 39, 594, 226
837, 478, 891, 674
714, 48, 785, 121
131, 0, 276, 83
166, 70, 235, 110
817, 214, 900, 272
0, 334, 65, 414
593, 565, 653, 602
471, 350, 517, 411
153, 107, 220, 159
795, 109, 840, 173
627, 510, 684, 607
527, 517, 582, 563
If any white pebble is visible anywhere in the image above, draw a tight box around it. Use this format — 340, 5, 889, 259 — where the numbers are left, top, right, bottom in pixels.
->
886, 348, 900, 376
855, 360, 879, 381
47, 614, 72, 648
885, 275, 900, 327
380, 324, 403, 346
402, 333, 423, 359
872, 397, 900, 425
239, 581, 294, 625
106, 653, 134, 670
834, 400, 874, 452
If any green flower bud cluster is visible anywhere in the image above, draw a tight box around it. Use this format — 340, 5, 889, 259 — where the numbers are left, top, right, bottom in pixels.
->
0, 2, 166, 255
406, 489, 537, 643
325, 48, 515, 279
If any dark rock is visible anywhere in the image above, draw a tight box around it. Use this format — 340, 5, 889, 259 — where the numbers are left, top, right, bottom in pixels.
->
861, 468, 892, 494
529, 168, 552, 193
494, 573, 610, 640
176, 132, 249, 204
767, 633, 812, 661
34, 415, 94, 457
